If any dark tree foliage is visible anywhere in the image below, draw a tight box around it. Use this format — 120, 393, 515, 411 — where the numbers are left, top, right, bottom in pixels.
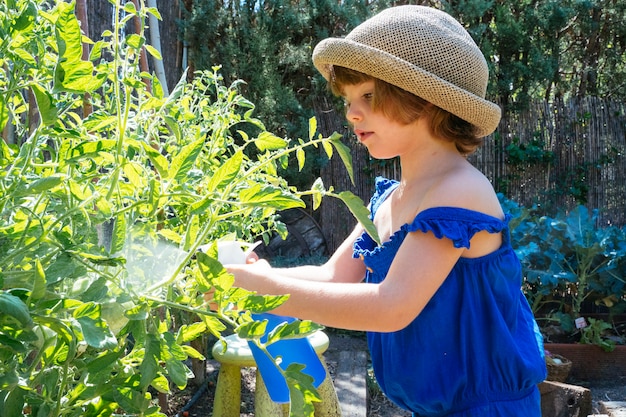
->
182, 0, 625, 118
180, 0, 376, 188
180, 0, 625, 187
446, 0, 626, 108
181, 0, 370, 139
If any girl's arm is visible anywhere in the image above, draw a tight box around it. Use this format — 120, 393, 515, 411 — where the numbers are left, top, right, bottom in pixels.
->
269, 224, 367, 283
228, 228, 464, 332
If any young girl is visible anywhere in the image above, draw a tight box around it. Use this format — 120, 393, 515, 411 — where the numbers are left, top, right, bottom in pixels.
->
227, 5, 547, 416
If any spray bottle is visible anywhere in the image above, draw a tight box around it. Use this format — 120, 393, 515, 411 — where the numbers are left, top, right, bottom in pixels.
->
217, 241, 326, 403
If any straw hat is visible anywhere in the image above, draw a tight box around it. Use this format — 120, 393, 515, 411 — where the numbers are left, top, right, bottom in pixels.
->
312, 5, 501, 137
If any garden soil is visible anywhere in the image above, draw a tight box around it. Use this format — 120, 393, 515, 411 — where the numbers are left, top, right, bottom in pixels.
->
166, 330, 626, 417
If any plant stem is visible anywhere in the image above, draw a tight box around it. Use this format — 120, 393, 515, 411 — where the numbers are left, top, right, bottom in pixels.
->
142, 294, 238, 329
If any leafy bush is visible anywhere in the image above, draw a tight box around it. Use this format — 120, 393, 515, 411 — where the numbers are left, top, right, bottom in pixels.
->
501, 195, 626, 349
0, 2, 375, 416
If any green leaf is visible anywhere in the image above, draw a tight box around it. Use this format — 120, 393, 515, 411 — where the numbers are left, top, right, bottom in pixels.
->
68, 178, 92, 201
188, 195, 214, 216
158, 228, 182, 245
82, 112, 117, 132
278, 154, 289, 170
95, 196, 113, 217
146, 7, 162, 20
151, 374, 170, 394
207, 151, 243, 193
311, 178, 325, 210
76, 316, 118, 349
322, 140, 333, 159
336, 191, 380, 245
202, 315, 227, 338
266, 320, 323, 345
126, 303, 150, 320
123, 1, 138, 14
0, 386, 27, 417
0, 95, 9, 133
86, 349, 124, 374
309, 117, 317, 140
36, 316, 74, 347
31, 84, 58, 126
112, 386, 149, 414
110, 215, 126, 254
53, 2, 105, 93
308, 117, 317, 141
181, 344, 205, 360
255, 131, 288, 151
101, 302, 130, 335
169, 138, 204, 183
73, 301, 101, 320
166, 358, 192, 389
79, 277, 109, 301
285, 363, 319, 417
183, 215, 199, 252
236, 320, 268, 340
11, 1, 37, 34
24, 174, 65, 194
0, 335, 27, 353
69, 139, 117, 161
141, 142, 169, 179
177, 322, 207, 343
144, 44, 162, 60
296, 148, 305, 171
0, 370, 19, 391
242, 294, 289, 313
140, 334, 160, 389
239, 184, 305, 210
30, 258, 46, 301
126, 33, 144, 50
330, 133, 354, 185
123, 161, 145, 187
203, 264, 234, 294
0, 292, 33, 327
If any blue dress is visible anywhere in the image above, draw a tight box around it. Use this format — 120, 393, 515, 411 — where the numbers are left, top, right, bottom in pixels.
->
352, 177, 546, 416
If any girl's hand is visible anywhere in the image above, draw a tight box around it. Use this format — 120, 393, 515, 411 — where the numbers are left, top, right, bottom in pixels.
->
245, 251, 259, 264
225, 257, 272, 292
203, 251, 264, 309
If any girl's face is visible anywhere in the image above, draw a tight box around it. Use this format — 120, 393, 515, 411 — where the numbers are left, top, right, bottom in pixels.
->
343, 81, 422, 160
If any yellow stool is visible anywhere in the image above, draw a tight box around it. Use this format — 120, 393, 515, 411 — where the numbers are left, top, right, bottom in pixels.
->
211, 330, 341, 416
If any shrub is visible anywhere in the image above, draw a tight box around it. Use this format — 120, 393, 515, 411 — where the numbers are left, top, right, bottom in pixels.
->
501, 195, 626, 349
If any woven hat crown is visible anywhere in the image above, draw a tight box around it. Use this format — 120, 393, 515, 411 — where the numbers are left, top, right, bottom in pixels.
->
312, 5, 501, 137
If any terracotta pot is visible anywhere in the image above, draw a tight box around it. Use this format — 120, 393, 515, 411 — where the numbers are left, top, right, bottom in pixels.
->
544, 343, 626, 381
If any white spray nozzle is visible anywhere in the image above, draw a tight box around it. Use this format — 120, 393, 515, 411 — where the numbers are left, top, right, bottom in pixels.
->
216, 240, 262, 265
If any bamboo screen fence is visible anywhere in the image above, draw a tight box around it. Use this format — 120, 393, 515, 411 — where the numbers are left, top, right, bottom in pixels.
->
316, 97, 626, 253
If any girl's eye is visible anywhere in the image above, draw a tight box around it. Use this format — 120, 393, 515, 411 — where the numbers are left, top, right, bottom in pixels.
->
363, 93, 373, 101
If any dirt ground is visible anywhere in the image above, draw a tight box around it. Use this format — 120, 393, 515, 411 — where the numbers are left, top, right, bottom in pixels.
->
165, 331, 626, 417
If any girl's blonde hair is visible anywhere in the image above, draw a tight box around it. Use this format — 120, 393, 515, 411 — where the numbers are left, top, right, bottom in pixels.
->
329, 66, 483, 155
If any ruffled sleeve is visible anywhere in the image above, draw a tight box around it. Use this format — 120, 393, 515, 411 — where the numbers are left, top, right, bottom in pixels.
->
403, 207, 511, 249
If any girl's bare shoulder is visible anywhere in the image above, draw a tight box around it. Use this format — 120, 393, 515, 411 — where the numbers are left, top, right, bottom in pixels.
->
422, 163, 503, 218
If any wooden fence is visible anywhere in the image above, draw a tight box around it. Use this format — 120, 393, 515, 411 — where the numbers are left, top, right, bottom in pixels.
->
316, 97, 626, 253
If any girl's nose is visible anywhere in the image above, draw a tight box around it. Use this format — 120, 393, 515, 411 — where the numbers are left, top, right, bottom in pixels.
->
345, 104, 363, 123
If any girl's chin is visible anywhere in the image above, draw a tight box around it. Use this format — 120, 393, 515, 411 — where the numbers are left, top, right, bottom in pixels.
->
365, 149, 395, 160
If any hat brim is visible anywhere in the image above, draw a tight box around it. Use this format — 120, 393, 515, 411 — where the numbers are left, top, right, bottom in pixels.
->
313, 38, 501, 138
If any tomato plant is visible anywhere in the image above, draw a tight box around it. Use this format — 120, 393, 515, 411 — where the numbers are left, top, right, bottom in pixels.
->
0, 1, 375, 416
